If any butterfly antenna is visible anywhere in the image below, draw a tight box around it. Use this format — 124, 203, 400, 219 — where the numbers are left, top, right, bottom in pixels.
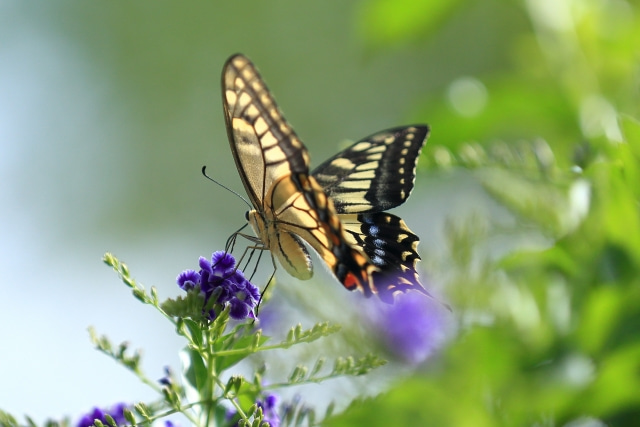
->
201, 165, 252, 210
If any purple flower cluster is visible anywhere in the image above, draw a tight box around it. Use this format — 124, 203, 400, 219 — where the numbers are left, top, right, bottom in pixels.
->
177, 251, 260, 320
77, 403, 128, 427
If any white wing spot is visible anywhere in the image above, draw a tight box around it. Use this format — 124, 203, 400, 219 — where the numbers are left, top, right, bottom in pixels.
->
234, 77, 246, 89
232, 56, 249, 67
238, 92, 252, 109
356, 161, 378, 170
367, 145, 386, 154
226, 90, 237, 106
251, 80, 265, 93
372, 255, 385, 265
246, 104, 259, 119
351, 142, 371, 152
241, 68, 254, 81
330, 158, 356, 170
350, 169, 376, 179
254, 117, 269, 135
339, 181, 369, 190
261, 131, 278, 148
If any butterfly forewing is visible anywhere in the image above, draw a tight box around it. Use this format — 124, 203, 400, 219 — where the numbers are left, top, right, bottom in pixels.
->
312, 126, 428, 214
222, 54, 310, 207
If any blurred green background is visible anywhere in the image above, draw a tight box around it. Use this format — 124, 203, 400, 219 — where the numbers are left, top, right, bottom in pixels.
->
1, 0, 639, 425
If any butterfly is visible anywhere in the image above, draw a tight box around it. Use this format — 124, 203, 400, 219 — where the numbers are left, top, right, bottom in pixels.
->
222, 53, 430, 303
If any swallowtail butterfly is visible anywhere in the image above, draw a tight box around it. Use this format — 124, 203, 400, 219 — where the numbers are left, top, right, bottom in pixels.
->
222, 54, 430, 303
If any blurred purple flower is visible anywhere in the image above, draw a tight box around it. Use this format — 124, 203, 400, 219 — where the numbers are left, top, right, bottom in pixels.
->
77, 403, 128, 427
257, 393, 280, 427
158, 365, 173, 387
176, 251, 260, 320
371, 291, 449, 365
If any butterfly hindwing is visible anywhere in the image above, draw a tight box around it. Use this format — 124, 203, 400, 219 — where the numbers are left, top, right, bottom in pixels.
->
340, 212, 424, 301
222, 53, 430, 302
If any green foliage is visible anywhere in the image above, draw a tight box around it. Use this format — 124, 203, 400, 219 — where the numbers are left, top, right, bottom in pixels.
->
327, 1, 640, 426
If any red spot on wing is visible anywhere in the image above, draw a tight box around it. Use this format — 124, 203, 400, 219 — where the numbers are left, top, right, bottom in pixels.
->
343, 272, 360, 291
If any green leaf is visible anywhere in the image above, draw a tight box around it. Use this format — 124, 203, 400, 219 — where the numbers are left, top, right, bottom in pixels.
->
182, 347, 208, 391
215, 330, 270, 371
182, 318, 204, 347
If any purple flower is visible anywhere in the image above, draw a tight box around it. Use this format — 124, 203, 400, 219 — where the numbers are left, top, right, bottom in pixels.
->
257, 393, 280, 427
177, 270, 200, 291
77, 403, 128, 427
176, 251, 260, 320
159, 366, 173, 387
370, 292, 449, 365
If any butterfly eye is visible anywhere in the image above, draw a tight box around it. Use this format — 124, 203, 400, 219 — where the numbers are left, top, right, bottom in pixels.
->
245, 211, 250, 221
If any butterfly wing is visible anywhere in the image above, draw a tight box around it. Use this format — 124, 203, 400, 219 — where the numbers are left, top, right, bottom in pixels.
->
312, 126, 429, 214
222, 54, 310, 208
